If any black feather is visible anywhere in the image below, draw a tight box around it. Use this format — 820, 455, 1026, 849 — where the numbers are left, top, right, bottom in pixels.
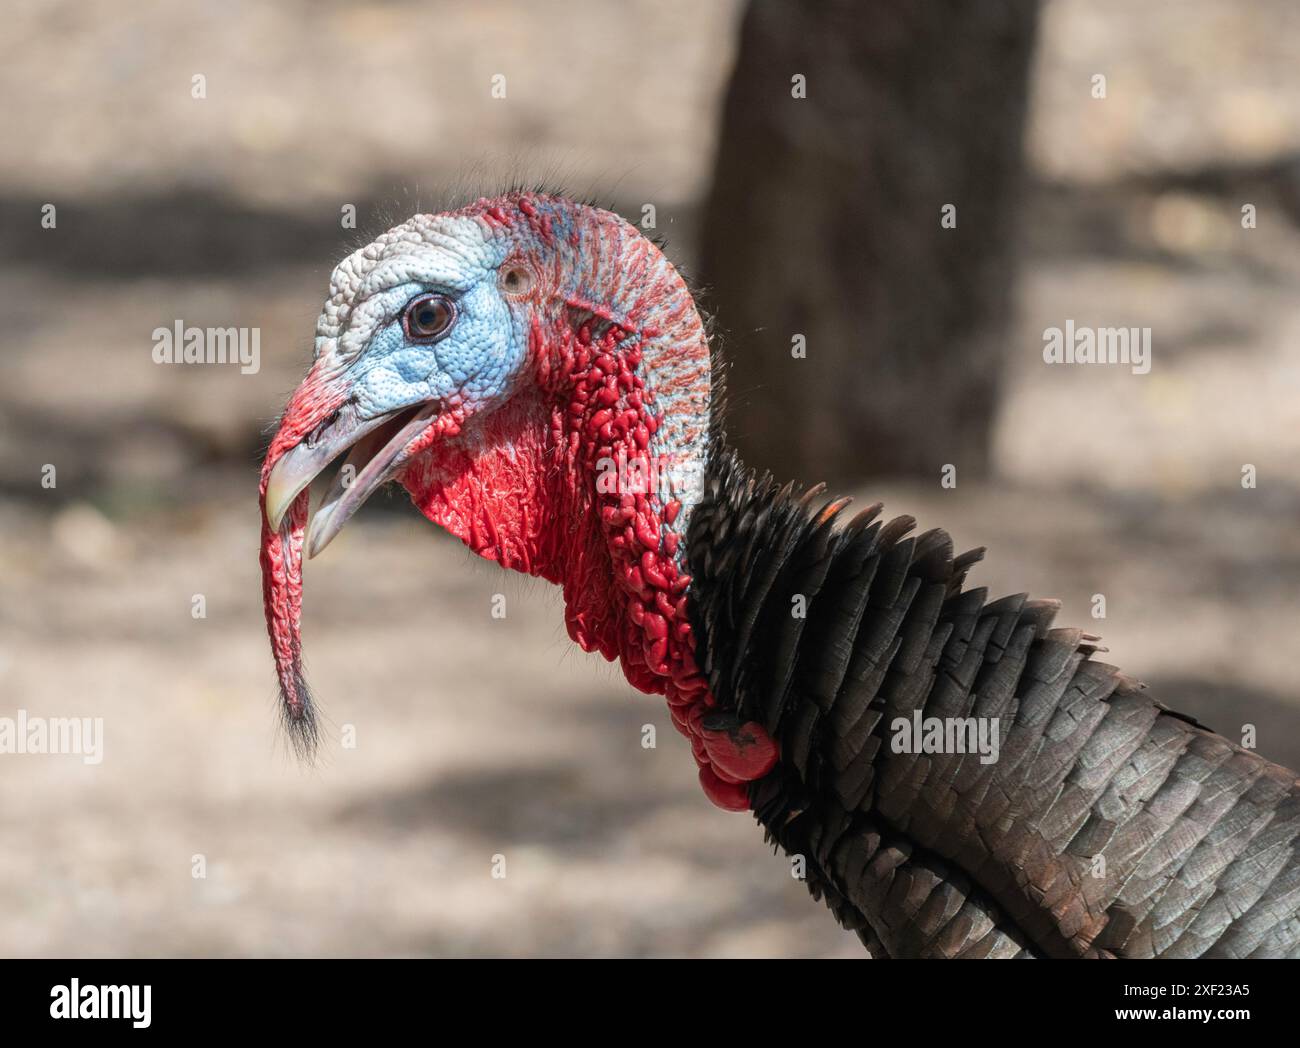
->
686, 442, 1300, 958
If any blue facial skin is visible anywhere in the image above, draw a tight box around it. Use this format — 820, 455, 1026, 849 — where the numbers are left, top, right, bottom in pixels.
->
346, 274, 528, 424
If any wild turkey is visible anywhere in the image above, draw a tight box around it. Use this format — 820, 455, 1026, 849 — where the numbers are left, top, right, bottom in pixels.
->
260, 192, 1300, 958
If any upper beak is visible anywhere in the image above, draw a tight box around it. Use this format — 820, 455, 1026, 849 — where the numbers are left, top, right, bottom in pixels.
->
264, 399, 440, 557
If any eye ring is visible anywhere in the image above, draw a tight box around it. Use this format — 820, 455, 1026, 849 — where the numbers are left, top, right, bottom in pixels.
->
402, 293, 456, 342
498, 262, 536, 297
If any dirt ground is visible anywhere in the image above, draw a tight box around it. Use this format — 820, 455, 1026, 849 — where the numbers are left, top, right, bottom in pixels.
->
1, 0, 1298, 956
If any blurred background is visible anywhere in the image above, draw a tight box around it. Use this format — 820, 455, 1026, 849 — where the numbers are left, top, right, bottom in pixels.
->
2, 0, 1299, 956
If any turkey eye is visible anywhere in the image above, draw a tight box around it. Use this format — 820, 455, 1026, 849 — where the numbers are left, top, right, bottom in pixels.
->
403, 294, 456, 341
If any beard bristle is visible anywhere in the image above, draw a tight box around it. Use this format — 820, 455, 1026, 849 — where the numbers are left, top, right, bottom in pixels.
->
280, 667, 320, 761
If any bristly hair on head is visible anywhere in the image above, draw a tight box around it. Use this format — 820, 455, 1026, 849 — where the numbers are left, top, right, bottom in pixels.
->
347, 152, 649, 263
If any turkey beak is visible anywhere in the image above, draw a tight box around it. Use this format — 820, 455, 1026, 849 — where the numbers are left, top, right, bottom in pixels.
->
264, 425, 353, 532
265, 403, 378, 533
264, 400, 440, 556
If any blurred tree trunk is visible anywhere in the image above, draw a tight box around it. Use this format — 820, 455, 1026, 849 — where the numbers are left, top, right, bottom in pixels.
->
700, 0, 1040, 485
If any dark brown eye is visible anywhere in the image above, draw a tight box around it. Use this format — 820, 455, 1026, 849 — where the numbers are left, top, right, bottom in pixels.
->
403, 293, 456, 341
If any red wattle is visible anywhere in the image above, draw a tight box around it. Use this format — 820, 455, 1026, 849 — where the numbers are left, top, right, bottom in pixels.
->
394, 196, 777, 813
702, 721, 781, 782
699, 767, 751, 812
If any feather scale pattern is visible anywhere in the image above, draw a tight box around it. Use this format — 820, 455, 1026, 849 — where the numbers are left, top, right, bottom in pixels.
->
685, 446, 1300, 958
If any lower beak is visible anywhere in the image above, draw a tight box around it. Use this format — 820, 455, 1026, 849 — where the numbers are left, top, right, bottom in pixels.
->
264, 400, 440, 557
